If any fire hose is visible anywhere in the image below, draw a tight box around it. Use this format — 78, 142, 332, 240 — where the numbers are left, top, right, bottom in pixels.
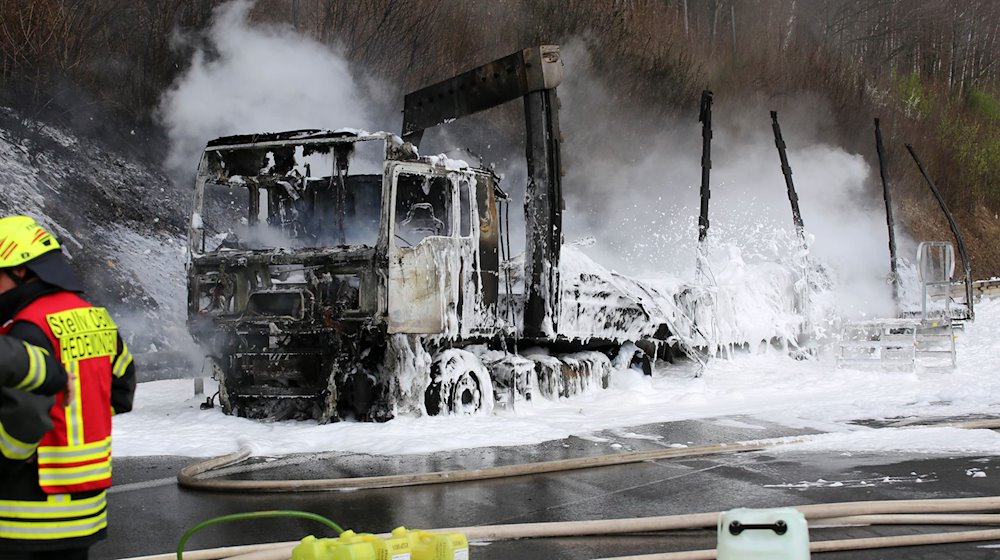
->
177, 417, 1000, 493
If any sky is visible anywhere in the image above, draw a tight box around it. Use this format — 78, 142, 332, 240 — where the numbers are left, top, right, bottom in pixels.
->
113, 298, 1000, 459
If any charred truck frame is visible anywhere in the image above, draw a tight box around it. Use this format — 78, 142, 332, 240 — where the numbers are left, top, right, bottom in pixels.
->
187, 46, 680, 422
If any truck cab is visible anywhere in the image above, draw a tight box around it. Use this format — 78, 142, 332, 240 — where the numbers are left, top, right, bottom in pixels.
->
187, 129, 502, 420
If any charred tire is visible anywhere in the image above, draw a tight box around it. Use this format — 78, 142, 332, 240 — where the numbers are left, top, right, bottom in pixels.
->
425, 350, 494, 416
631, 350, 652, 376
614, 344, 653, 376
424, 378, 446, 416
425, 370, 490, 416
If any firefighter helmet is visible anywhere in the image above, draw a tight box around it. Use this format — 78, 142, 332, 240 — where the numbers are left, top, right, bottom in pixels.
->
0, 215, 83, 292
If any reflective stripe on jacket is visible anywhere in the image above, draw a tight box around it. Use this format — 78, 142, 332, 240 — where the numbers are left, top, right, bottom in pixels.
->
0, 492, 107, 541
0, 338, 51, 392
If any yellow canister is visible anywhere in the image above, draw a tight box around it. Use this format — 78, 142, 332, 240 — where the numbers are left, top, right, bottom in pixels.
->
291, 532, 377, 560
391, 527, 469, 560
358, 531, 411, 560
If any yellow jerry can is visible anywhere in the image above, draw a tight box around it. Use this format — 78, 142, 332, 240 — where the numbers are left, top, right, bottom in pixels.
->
391, 527, 469, 560
291, 532, 376, 560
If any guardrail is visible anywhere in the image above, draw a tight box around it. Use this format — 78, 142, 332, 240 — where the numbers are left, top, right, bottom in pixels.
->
951, 279, 1000, 298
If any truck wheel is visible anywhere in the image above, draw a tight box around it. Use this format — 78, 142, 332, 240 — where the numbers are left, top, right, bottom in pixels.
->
425, 350, 494, 416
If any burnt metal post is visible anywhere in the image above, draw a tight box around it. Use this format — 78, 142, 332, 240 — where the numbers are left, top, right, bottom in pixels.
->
334, 149, 349, 246
905, 144, 975, 321
770, 110, 813, 353
247, 184, 259, 227
698, 90, 714, 245
696, 90, 713, 283
401, 46, 565, 338
522, 86, 563, 338
873, 119, 899, 303
770, 111, 805, 242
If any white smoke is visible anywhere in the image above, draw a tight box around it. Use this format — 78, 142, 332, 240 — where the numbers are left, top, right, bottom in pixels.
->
557, 41, 912, 320
157, 0, 383, 178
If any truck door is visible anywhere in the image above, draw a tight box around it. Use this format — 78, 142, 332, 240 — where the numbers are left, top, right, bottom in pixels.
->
387, 163, 474, 334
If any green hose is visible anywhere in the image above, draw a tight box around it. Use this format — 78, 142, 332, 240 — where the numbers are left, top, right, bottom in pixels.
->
176, 510, 344, 560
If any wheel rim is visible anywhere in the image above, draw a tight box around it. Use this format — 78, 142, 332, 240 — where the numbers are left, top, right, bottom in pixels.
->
449, 372, 482, 414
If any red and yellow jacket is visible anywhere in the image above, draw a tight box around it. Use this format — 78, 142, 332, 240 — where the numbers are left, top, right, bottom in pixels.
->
0, 290, 135, 549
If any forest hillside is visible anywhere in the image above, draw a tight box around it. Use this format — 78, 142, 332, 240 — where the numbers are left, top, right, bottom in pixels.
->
2, 0, 1000, 276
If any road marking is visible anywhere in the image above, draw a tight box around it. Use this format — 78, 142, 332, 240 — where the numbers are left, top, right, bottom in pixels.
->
109, 477, 178, 493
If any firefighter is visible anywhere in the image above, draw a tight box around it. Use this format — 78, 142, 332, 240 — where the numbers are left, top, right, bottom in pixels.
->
0, 215, 136, 560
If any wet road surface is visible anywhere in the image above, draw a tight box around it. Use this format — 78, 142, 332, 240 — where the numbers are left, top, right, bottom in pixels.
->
95, 416, 1000, 559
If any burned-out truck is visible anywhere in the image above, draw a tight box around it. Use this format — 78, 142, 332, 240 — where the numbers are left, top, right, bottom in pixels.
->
187, 46, 691, 422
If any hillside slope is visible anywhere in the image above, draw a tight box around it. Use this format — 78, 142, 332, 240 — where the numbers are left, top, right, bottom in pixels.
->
0, 108, 191, 353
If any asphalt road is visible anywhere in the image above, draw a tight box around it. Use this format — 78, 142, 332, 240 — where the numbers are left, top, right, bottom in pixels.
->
94, 416, 1000, 559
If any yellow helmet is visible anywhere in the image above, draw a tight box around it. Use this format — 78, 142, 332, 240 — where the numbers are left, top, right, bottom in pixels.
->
0, 215, 82, 292
0, 215, 60, 268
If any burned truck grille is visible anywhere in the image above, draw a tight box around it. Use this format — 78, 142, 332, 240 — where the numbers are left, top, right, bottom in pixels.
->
231, 351, 325, 398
